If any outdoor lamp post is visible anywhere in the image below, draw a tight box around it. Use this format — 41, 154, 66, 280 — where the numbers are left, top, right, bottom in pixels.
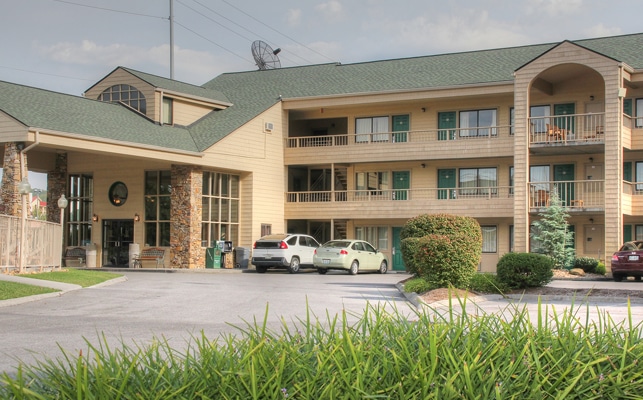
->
18, 178, 31, 274
57, 194, 68, 270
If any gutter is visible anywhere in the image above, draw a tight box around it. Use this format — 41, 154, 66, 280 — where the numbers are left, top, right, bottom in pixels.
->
20, 130, 40, 179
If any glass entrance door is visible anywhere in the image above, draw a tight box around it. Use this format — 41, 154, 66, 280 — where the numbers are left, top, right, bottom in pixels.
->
102, 219, 134, 267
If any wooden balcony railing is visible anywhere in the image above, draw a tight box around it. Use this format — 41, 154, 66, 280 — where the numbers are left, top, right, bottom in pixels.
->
286, 125, 513, 148
529, 113, 605, 145
529, 180, 604, 210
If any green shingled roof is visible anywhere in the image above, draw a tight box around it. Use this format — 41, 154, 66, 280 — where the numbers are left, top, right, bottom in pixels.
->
2, 32, 643, 154
0, 81, 199, 153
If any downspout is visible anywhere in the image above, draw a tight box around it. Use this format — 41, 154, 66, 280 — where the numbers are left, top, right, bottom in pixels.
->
159, 90, 164, 124
20, 130, 40, 179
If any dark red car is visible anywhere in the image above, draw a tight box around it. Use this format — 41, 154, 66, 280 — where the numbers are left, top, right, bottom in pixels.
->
611, 241, 643, 282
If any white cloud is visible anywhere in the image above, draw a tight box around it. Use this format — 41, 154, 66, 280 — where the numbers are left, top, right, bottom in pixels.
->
379, 10, 529, 55
583, 23, 623, 38
35, 40, 250, 86
286, 8, 302, 26
315, 0, 344, 21
527, 0, 583, 16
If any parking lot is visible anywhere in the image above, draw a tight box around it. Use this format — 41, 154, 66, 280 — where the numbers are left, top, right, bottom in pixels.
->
2, 269, 643, 375
0, 269, 409, 374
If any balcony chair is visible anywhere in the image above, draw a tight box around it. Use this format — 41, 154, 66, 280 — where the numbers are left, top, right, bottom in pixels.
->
546, 124, 565, 142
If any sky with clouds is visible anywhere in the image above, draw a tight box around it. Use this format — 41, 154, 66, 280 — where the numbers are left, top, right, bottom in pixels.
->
2, 0, 643, 189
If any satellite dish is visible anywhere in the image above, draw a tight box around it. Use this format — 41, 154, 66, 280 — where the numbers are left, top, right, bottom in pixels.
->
251, 40, 281, 70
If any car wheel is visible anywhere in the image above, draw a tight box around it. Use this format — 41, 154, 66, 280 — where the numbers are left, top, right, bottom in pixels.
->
349, 260, 359, 275
378, 261, 388, 274
288, 257, 300, 274
613, 273, 624, 282
256, 266, 267, 274
317, 268, 327, 275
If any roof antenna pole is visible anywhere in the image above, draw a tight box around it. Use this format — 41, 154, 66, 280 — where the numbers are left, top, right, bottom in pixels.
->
169, 0, 174, 80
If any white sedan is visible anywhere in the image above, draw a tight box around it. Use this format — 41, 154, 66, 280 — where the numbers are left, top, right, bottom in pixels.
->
313, 240, 388, 275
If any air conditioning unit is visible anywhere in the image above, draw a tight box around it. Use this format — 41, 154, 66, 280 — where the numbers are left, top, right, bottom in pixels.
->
265, 122, 274, 132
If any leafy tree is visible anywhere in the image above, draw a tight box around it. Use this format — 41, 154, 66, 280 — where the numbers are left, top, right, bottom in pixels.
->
530, 188, 575, 269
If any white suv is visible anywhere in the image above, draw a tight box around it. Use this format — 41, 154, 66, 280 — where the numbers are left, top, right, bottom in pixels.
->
251, 234, 320, 273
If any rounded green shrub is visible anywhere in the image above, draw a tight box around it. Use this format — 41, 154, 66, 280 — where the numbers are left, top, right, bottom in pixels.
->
574, 257, 599, 274
412, 233, 477, 288
496, 252, 554, 289
400, 214, 482, 285
595, 261, 606, 275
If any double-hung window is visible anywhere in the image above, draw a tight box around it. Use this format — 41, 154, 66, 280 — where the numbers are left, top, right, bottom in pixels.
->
144, 170, 171, 247
356, 171, 389, 196
636, 99, 643, 128
459, 109, 497, 137
459, 168, 497, 196
356, 116, 389, 142
481, 226, 497, 253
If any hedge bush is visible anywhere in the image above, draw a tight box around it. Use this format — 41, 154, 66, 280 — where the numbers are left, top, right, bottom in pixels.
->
400, 214, 482, 287
496, 252, 553, 289
467, 273, 510, 294
574, 257, 599, 274
402, 277, 434, 294
411, 233, 478, 288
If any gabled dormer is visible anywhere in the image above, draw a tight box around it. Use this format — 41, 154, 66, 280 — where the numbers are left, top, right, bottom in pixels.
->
84, 66, 232, 126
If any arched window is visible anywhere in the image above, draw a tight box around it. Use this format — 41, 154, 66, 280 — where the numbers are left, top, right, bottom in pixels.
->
98, 84, 147, 114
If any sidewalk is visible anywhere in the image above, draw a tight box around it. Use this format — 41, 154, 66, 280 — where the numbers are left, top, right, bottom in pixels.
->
0, 273, 126, 308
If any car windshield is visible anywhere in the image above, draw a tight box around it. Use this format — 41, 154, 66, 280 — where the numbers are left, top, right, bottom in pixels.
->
324, 241, 351, 248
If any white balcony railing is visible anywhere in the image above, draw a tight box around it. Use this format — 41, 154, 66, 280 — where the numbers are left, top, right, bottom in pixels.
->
529, 180, 604, 210
529, 113, 604, 144
286, 186, 514, 203
286, 125, 512, 148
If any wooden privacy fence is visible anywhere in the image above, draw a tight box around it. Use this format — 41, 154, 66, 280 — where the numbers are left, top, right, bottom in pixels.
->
0, 215, 62, 271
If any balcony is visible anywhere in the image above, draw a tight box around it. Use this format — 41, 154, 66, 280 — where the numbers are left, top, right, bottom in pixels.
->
529, 180, 604, 212
285, 186, 515, 220
622, 181, 643, 215
284, 125, 514, 165
529, 113, 604, 153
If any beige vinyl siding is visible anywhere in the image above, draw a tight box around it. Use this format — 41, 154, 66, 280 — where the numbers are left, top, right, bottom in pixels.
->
161, 96, 216, 126
199, 103, 286, 247
0, 112, 27, 142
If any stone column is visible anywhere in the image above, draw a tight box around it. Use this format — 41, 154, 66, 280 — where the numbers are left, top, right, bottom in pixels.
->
46, 153, 67, 223
0, 142, 26, 217
170, 165, 203, 268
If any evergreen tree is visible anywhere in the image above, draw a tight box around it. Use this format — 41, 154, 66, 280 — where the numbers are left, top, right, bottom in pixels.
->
530, 188, 575, 269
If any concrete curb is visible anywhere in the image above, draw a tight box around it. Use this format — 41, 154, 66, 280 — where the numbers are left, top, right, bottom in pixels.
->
396, 281, 643, 309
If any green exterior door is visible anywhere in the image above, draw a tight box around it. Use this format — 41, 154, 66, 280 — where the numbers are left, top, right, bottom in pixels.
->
393, 171, 410, 200
392, 227, 406, 271
438, 111, 456, 140
438, 168, 456, 199
554, 164, 575, 205
553, 103, 575, 133
392, 115, 409, 143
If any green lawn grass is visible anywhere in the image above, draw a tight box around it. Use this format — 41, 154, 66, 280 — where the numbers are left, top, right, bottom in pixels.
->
0, 281, 58, 300
17, 268, 122, 288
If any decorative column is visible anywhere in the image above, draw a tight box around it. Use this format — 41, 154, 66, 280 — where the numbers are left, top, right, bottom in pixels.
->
46, 153, 67, 223
0, 142, 25, 217
170, 165, 203, 268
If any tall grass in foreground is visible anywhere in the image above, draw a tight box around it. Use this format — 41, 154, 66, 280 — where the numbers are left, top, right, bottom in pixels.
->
2, 299, 643, 399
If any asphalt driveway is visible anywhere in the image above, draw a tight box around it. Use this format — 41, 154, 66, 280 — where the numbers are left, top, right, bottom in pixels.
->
0, 269, 410, 374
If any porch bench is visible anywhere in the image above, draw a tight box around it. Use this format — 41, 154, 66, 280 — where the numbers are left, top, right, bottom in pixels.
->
132, 247, 166, 268
64, 247, 86, 267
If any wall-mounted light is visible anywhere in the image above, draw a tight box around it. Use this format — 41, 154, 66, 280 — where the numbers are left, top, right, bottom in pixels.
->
589, 95, 595, 101
421, 107, 426, 112
589, 157, 594, 163
421, 163, 426, 168
589, 218, 594, 224
92, 214, 99, 222
134, 213, 140, 222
